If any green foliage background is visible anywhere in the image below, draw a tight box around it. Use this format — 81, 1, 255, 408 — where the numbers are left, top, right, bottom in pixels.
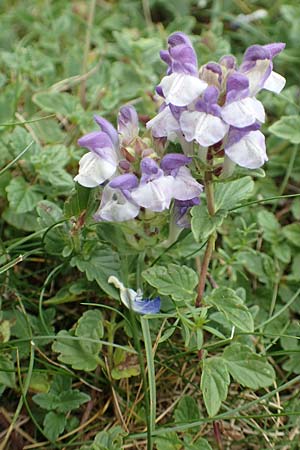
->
0, 0, 300, 449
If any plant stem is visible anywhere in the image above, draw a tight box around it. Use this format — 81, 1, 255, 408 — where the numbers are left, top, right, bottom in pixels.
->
196, 171, 216, 307
196, 233, 216, 307
213, 421, 224, 450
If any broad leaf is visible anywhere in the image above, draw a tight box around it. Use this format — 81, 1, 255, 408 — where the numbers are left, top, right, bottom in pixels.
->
56, 390, 90, 413
282, 224, 300, 247
33, 92, 83, 118
257, 210, 281, 243
269, 115, 300, 144
200, 357, 230, 417
0, 355, 15, 392
214, 176, 254, 212
206, 287, 254, 332
111, 348, 140, 380
6, 177, 43, 214
174, 395, 200, 424
43, 411, 66, 442
71, 242, 121, 299
75, 310, 104, 355
142, 263, 198, 303
155, 432, 182, 450
223, 343, 275, 389
52, 330, 101, 371
191, 204, 227, 242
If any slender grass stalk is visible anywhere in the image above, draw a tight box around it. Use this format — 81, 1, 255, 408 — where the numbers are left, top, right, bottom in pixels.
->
39, 263, 64, 334
141, 317, 156, 433
128, 310, 153, 450
0, 140, 34, 176
0, 114, 56, 127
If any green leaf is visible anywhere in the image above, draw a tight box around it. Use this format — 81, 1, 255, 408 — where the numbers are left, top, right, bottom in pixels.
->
33, 92, 83, 118
33, 392, 60, 411
191, 204, 227, 242
75, 310, 104, 355
282, 223, 300, 247
80, 426, 126, 450
142, 263, 198, 303
214, 176, 254, 212
56, 390, 90, 413
206, 287, 254, 332
184, 437, 213, 450
155, 432, 182, 450
200, 357, 230, 417
0, 355, 15, 393
43, 411, 66, 442
223, 343, 276, 389
52, 330, 101, 372
174, 396, 200, 424
2, 207, 38, 231
6, 177, 43, 213
269, 116, 300, 143
257, 210, 281, 243
111, 348, 140, 380
70, 242, 121, 299
37, 200, 70, 255
272, 241, 291, 264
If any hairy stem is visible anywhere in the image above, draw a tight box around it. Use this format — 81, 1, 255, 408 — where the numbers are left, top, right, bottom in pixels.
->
196, 171, 216, 307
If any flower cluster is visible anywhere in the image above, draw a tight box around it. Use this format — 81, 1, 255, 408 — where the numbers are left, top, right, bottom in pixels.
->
74, 32, 285, 224
147, 32, 285, 169
75, 104, 203, 223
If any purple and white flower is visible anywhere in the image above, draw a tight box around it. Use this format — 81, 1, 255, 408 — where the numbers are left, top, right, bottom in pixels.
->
239, 43, 286, 95
157, 32, 207, 107
131, 158, 175, 212
75, 116, 120, 187
108, 276, 161, 315
180, 86, 229, 146
221, 73, 265, 128
224, 123, 267, 169
94, 174, 140, 222
118, 105, 139, 146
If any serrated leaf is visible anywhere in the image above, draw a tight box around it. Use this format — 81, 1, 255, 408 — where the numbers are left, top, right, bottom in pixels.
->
191, 203, 227, 242
33, 392, 60, 410
142, 263, 198, 303
33, 92, 83, 118
200, 357, 230, 417
269, 116, 300, 144
206, 287, 254, 332
70, 242, 121, 299
75, 310, 104, 355
56, 390, 90, 413
282, 224, 300, 247
214, 176, 254, 212
223, 343, 275, 389
6, 178, 43, 213
43, 411, 66, 442
52, 330, 100, 371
